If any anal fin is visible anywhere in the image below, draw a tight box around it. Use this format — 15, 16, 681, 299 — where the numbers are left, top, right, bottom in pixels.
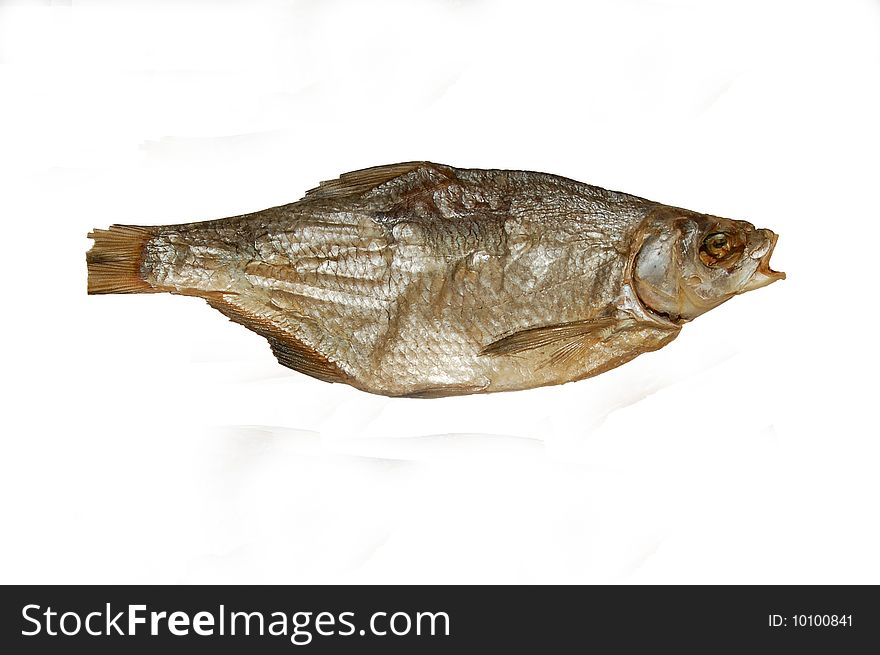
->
204, 295, 351, 385
266, 337, 349, 384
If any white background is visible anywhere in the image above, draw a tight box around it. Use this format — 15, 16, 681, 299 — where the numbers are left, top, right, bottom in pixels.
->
1, 0, 878, 584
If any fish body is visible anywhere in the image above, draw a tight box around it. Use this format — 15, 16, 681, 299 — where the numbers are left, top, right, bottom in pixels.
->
87, 162, 784, 397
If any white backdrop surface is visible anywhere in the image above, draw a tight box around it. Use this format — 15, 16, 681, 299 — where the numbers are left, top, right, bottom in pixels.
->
1, 0, 878, 583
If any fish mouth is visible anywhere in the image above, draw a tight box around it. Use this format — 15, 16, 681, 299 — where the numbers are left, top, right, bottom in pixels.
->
740, 229, 786, 293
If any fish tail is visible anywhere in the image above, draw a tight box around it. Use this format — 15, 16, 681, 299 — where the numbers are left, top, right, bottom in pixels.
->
86, 224, 160, 294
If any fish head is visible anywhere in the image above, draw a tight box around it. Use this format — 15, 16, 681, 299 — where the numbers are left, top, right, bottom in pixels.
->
633, 212, 785, 322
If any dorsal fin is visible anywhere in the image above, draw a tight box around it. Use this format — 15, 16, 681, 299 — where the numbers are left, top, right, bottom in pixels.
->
303, 161, 447, 200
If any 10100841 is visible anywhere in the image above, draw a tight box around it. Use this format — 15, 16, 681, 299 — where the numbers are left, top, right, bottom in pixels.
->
768, 614, 853, 627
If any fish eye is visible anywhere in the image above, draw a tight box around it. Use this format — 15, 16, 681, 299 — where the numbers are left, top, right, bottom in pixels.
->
704, 233, 729, 256
699, 232, 738, 267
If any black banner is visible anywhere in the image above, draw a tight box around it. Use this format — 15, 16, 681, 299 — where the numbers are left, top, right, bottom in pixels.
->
1, 585, 876, 653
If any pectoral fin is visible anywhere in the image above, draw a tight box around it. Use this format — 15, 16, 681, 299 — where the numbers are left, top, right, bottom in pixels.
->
480, 318, 620, 368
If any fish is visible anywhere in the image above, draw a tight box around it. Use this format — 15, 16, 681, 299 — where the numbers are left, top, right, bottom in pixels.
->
86, 161, 784, 397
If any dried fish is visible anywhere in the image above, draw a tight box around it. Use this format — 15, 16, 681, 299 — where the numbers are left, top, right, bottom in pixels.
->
87, 162, 784, 397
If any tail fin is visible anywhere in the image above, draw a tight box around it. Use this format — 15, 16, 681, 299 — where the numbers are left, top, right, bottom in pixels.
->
86, 224, 159, 294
